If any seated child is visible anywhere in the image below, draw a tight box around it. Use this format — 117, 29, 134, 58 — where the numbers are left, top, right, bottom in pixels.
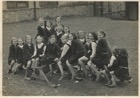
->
77, 30, 86, 45
7, 37, 17, 74
23, 35, 34, 80
13, 37, 24, 74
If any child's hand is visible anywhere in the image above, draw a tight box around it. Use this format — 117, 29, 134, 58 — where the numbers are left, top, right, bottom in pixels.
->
39, 54, 44, 57
54, 58, 59, 62
90, 55, 93, 60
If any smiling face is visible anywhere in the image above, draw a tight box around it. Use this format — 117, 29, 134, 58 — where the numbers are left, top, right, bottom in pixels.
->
56, 16, 61, 23
68, 34, 73, 41
88, 33, 93, 41
49, 35, 56, 44
12, 38, 17, 45
18, 38, 23, 45
36, 36, 43, 44
26, 35, 32, 44
61, 34, 68, 44
97, 32, 104, 40
46, 20, 52, 27
64, 26, 69, 33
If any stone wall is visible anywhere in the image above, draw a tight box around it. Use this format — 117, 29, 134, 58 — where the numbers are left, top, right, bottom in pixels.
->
3, 5, 94, 23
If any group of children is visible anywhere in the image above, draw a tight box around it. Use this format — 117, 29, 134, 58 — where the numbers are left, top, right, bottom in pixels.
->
7, 16, 132, 88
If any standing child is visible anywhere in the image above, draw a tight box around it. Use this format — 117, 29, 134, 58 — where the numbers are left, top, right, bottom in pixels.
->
53, 16, 64, 32
7, 37, 17, 74
64, 26, 70, 35
13, 38, 24, 74
36, 18, 45, 38
66, 33, 85, 80
23, 35, 34, 80
78, 32, 98, 77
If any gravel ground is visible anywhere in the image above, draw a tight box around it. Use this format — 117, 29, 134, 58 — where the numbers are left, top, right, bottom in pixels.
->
2, 16, 138, 96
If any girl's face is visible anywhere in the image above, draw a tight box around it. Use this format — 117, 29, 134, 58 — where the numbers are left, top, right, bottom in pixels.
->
39, 20, 44, 26
86, 37, 91, 43
50, 36, 56, 44
56, 17, 61, 23
88, 33, 93, 41
26, 36, 32, 44
12, 39, 17, 45
18, 39, 23, 45
36, 36, 43, 44
46, 21, 51, 27
97, 32, 104, 40
78, 31, 85, 39
68, 34, 73, 41
61, 36, 67, 44
64, 26, 69, 33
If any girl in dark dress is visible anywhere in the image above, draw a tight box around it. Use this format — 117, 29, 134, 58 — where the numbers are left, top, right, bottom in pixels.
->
36, 18, 45, 38
40, 34, 61, 74
66, 33, 85, 80
78, 32, 98, 77
88, 31, 111, 81
23, 35, 34, 80
53, 16, 64, 32
13, 38, 24, 74
105, 47, 132, 87
54, 26, 65, 48
7, 37, 17, 74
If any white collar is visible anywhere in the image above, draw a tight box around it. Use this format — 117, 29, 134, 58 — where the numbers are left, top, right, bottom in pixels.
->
56, 31, 62, 36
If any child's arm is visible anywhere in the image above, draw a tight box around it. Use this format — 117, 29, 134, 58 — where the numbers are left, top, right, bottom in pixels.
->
39, 45, 46, 57
108, 55, 116, 67
90, 42, 97, 59
59, 44, 69, 60
31, 45, 37, 58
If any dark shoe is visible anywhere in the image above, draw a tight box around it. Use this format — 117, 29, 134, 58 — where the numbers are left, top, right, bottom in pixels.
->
104, 82, 112, 86
108, 83, 116, 88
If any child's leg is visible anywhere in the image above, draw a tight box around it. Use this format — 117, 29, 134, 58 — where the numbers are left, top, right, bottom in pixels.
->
66, 60, 76, 80
108, 72, 116, 87
78, 56, 88, 77
7, 60, 15, 73
101, 70, 111, 85
87, 60, 100, 81
13, 63, 22, 74
25, 60, 32, 79
57, 61, 64, 81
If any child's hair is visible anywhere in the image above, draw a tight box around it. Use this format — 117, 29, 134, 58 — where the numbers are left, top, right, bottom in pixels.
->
25, 35, 32, 42
55, 16, 62, 22
11, 37, 17, 44
69, 33, 78, 40
90, 32, 98, 41
112, 46, 120, 57
64, 26, 70, 33
61, 34, 69, 40
77, 30, 85, 38
119, 48, 128, 57
98, 30, 106, 38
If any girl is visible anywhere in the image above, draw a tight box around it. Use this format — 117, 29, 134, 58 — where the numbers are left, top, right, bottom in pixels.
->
88, 31, 111, 81
105, 47, 132, 87
40, 34, 61, 76
31, 36, 46, 69
36, 18, 45, 38
13, 37, 24, 74
78, 32, 98, 77
7, 37, 17, 74
54, 26, 65, 48
23, 35, 34, 80
53, 16, 64, 32
66, 33, 85, 80
64, 26, 70, 35
77, 30, 86, 45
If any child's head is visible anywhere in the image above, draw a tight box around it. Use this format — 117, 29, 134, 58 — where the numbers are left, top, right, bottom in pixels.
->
11, 37, 17, 45
38, 17, 44, 26
55, 25, 63, 32
49, 34, 56, 44
68, 33, 77, 41
97, 30, 106, 40
88, 32, 98, 41
64, 26, 70, 34
36, 36, 43, 44
55, 16, 61, 23
119, 48, 128, 57
85, 36, 90, 44
18, 37, 23, 45
25, 35, 32, 44
77, 30, 85, 39
112, 46, 120, 56
46, 20, 52, 27
61, 34, 69, 44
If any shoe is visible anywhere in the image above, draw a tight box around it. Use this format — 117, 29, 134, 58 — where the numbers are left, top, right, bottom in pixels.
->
108, 83, 116, 88
104, 82, 112, 86
58, 74, 64, 81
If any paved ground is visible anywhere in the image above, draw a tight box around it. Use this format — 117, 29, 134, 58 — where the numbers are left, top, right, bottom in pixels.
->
2, 16, 138, 96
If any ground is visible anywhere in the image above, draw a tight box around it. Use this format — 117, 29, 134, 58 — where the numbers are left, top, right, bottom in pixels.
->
2, 16, 138, 96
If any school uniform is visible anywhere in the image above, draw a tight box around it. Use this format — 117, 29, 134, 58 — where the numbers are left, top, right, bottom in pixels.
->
8, 44, 17, 65
23, 43, 34, 66
91, 38, 111, 69
54, 31, 65, 48
68, 39, 85, 65
16, 45, 24, 64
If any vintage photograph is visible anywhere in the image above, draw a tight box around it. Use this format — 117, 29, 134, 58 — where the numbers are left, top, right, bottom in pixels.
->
2, 1, 138, 96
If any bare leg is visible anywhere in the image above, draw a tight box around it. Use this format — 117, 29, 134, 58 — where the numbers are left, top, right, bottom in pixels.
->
25, 61, 32, 80
7, 60, 15, 74
66, 60, 76, 80
13, 63, 22, 74
57, 61, 64, 81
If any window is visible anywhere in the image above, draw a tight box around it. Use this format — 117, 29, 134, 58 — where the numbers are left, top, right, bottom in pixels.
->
7, 1, 28, 9
39, 1, 58, 8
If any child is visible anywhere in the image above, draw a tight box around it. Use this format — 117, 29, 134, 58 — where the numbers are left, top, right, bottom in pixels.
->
36, 18, 45, 38
23, 35, 34, 80
31, 36, 46, 70
77, 30, 86, 45
78, 32, 98, 77
54, 26, 65, 48
66, 33, 85, 80
7, 37, 17, 74
40, 34, 61, 75
105, 47, 132, 87
13, 37, 24, 74
64, 26, 70, 35
53, 16, 64, 31
88, 31, 111, 81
